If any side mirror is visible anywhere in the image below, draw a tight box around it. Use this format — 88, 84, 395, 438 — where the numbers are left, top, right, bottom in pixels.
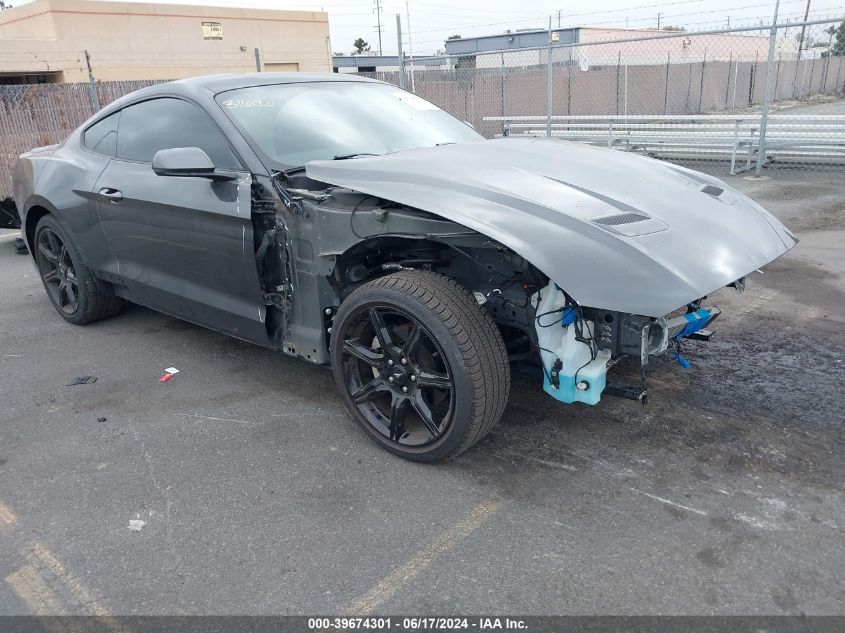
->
152, 147, 234, 180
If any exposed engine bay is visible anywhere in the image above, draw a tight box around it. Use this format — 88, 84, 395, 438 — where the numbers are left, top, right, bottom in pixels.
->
252, 169, 744, 408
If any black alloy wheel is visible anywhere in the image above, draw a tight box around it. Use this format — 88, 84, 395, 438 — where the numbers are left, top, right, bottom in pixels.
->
33, 215, 123, 324
35, 225, 80, 316
340, 305, 455, 447
330, 271, 510, 462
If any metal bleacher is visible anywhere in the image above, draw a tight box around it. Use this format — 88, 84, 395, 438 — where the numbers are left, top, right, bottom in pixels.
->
483, 114, 845, 175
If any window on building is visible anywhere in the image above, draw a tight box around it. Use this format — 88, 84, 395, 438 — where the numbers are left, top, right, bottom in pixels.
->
116, 98, 240, 169
0, 73, 59, 85
83, 111, 120, 157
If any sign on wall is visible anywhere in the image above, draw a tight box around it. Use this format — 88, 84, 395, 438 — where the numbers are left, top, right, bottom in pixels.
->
202, 22, 223, 40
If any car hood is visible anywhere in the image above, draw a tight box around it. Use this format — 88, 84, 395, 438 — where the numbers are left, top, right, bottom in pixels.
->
306, 137, 797, 316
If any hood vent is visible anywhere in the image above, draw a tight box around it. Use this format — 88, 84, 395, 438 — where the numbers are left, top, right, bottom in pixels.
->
593, 212, 649, 226
591, 212, 669, 237
701, 185, 724, 197
701, 183, 738, 205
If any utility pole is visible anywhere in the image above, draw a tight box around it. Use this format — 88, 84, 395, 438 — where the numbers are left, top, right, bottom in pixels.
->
797, 0, 811, 61
557, 9, 562, 28
374, 0, 383, 55
406, 0, 415, 92
396, 14, 406, 89
83, 49, 99, 111
755, 0, 780, 176
657, 12, 661, 30
546, 15, 553, 137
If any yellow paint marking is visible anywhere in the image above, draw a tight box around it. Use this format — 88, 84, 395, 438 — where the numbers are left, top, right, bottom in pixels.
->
0, 500, 17, 526
5, 564, 64, 615
29, 542, 111, 617
28, 542, 127, 633
5, 565, 89, 633
349, 498, 503, 615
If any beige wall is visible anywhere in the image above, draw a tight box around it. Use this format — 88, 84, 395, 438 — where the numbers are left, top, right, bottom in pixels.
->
576, 28, 799, 64
0, 0, 331, 82
462, 27, 803, 70
0, 0, 57, 38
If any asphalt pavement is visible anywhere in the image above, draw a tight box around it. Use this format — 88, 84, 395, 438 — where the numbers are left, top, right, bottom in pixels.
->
0, 170, 843, 615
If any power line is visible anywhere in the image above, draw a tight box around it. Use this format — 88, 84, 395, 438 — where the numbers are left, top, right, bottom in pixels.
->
405, 8, 840, 47
391, 0, 706, 24
403, 0, 703, 17
406, 0, 810, 36
326, 0, 843, 54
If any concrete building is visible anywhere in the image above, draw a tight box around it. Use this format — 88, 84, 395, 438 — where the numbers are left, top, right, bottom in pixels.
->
0, 0, 331, 83
332, 54, 448, 74
444, 26, 799, 68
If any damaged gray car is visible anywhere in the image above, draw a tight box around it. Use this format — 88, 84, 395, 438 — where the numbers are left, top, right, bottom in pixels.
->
13, 74, 797, 461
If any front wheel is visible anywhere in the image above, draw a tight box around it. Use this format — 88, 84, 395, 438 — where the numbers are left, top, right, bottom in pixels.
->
330, 271, 510, 462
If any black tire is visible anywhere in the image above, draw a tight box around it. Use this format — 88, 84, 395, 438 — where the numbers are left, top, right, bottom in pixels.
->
330, 270, 510, 462
33, 214, 123, 325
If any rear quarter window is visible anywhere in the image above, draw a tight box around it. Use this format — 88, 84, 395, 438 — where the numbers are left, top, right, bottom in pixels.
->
83, 111, 120, 157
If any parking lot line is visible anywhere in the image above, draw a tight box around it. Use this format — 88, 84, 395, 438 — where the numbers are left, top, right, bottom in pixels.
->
5, 564, 65, 615
0, 500, 17, 526
349, 498, 503, 615
28, 542, 113, 618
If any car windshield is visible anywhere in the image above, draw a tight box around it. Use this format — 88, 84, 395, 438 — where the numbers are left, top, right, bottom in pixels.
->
216, 81, 483, 169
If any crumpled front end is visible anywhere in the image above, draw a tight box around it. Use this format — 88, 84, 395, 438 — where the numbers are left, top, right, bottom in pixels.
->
307, 137, 797, 318
305, 137, 798, 408
532, 279, 732, 406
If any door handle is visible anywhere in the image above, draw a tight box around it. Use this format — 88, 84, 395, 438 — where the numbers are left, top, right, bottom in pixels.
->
98, 187, 123, 202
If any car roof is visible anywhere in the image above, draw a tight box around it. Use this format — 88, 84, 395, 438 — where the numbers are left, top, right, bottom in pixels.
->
167, 72, 382, 96
93, 72, 384, 119
180, 72, 382, 93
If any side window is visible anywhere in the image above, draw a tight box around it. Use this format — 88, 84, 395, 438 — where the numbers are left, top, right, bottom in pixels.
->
83, 111, 120, 157
116, 98, 240, 169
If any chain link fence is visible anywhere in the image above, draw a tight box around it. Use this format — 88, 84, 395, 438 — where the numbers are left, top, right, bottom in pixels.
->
363, 18, 845, 175
1, 19, 844, 199
0, 80, 164, 198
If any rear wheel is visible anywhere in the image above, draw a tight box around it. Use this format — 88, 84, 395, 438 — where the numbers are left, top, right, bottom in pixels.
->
330, 271, 510, 462
34, 215, 122, 325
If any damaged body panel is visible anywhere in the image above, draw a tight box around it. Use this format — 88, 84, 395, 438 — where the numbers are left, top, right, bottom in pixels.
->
12, 73, 798, 461
306, 138, 796, 318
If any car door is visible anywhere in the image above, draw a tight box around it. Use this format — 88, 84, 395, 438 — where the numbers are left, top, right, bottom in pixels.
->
94, 97, 268, 343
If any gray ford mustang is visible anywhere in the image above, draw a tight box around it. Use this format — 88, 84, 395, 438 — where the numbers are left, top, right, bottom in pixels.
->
13, 73, 796, 461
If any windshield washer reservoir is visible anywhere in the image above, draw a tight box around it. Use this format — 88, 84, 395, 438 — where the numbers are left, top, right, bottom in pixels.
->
535, 282, 611, 405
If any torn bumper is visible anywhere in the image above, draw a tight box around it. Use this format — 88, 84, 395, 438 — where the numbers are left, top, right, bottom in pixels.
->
642, 306, 722, 365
